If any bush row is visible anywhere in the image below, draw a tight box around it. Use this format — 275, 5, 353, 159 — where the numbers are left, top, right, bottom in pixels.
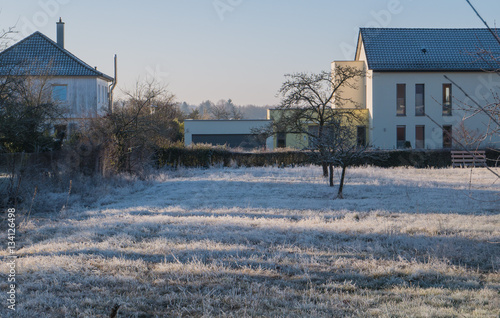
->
2, 148, 498, 175
154, 146, 310, 168
154, 147, 500, 169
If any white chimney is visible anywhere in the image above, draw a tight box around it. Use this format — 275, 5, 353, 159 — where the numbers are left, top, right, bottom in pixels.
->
57, 18, 65, 49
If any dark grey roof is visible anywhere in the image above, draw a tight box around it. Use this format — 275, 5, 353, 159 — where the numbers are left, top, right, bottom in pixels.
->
358, 28, 500, 71
0, 31, 113, 81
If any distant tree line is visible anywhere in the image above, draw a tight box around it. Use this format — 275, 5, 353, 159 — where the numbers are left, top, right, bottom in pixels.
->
179, 99, 271, 120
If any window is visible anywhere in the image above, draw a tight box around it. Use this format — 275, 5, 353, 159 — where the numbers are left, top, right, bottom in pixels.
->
415, 125, 425, 149
357, 126, 367, 147
397, 125, 406, 149
52, 85, 67, 101
443, 125, 452, 148
443, 84, 452, 116
415, 84, 425, 116
277, 132, 286, 148
396, 84, 406, 116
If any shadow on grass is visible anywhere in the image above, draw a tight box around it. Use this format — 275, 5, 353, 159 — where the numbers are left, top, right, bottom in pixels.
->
94, 178, 499, 215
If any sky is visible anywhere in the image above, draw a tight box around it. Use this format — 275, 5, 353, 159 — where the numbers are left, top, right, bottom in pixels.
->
1, 0, 499, 106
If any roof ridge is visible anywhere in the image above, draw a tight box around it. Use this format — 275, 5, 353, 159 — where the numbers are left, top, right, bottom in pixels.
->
32, 31, 111, 79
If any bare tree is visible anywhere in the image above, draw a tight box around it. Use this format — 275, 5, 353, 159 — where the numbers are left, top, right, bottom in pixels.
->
272, 66, 365, 179
81, 79, 181, 174
209, 99, 243, 120
308, 114, 368, 198
0, 25, 16, 51
0, 67, 63, 153
454, 121, 486, 150
438, 0, 500, 180
461, 1, 500, 141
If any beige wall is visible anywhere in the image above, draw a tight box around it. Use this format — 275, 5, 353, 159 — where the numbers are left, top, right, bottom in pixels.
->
331, 60, 366, 109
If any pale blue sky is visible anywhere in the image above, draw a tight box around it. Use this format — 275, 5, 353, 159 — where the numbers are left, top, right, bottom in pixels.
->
1, 0, 499, 105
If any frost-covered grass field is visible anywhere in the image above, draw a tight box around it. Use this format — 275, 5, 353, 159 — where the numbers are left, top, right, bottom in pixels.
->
1, 166, 499, 317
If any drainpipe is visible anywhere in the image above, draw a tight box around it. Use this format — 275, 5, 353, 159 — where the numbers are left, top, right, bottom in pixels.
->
108, 54, 117, 114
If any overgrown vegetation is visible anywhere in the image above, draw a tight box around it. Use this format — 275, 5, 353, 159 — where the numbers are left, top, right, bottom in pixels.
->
72, 79, 183, 175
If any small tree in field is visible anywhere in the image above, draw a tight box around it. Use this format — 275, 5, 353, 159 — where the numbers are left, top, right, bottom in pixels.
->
309, 116, 367, 199
272, 65, 365, 182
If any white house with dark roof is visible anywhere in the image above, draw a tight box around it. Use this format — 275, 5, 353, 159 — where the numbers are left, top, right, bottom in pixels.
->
333, 28, 500, 150
0, 19, 115, 137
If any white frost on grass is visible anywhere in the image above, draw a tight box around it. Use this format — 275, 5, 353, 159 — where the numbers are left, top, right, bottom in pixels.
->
95, 165, 499, 214
1, 165, 499, 317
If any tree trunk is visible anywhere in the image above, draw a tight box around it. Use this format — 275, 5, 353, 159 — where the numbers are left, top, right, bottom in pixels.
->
329, 164, 334, 187
322, 162, 328, 177
337, 165, 347, 199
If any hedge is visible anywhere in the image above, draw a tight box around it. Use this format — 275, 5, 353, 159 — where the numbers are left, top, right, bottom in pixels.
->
154, 147, 500, 169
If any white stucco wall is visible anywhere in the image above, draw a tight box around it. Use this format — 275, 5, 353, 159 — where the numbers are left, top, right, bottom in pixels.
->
184, 120, 274, 149
371, 72, 500, 149
50, 76, 110, 119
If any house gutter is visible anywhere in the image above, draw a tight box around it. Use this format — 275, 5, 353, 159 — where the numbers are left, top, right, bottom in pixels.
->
108, 54, 117, 114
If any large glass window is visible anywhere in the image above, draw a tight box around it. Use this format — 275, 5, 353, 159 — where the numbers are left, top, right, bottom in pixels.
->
397, 125, 406, 149
397, 84, 406, 116
52, 85, 67, 101
443, 84, 452, 116
415, 125, 425, 149
443, 125, 452, 148
415, 84, 425, 116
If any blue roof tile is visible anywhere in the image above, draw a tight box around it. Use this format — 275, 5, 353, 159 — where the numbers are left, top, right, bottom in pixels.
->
0, 31, 113, 80
359, 28, 500, 71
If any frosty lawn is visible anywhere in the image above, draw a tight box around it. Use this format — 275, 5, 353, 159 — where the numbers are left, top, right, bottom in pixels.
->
1, 166, 499, 317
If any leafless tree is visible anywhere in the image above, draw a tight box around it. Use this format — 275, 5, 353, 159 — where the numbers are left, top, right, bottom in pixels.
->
81, 79, 181, 174
308, 115, 368, 198
442, 0, 500, 179
453, 121, 486, 150
209, 99, 243, 120
272, 66, 365, 178
0, 25, 16, 51
0, 66, 64, 153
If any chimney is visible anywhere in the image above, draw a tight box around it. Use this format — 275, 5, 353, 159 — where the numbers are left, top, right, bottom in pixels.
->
56, 18, 65, 49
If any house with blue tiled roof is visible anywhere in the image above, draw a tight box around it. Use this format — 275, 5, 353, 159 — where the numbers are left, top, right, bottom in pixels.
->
0, 19, 116, 137
332, 28, 500, 149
